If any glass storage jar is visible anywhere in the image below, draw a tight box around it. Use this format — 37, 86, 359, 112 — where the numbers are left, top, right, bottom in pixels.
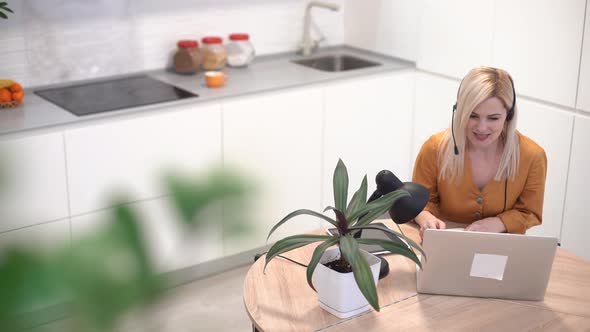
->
173, 40, 201, 74
226, 33, 255, 67
201, 36, 227, 70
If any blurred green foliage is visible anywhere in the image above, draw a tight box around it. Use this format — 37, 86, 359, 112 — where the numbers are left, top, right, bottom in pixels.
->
0, 2, 13, 19
0, 167, 253, 331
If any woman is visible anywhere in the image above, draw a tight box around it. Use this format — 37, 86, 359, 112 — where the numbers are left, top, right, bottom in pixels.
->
413, 66, 547, 235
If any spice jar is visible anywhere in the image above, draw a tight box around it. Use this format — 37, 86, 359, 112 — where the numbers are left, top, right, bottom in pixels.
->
173, 40, 202, 74
201, 36, 227, 70
226, 33, 255, 67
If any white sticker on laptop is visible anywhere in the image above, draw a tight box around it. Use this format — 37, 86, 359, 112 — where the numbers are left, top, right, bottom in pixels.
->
470, 253, 508, 280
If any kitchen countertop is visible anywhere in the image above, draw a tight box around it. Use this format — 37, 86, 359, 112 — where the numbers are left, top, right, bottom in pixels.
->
0, 46, 414, 138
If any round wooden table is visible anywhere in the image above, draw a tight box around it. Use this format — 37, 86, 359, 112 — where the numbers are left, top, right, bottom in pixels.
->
243, 220, 590, 331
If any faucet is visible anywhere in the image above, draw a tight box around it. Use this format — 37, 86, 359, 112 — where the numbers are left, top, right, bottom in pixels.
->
298, 1, 341, 56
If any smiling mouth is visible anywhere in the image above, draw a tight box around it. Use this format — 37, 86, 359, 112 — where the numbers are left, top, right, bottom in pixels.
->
473, 133, 490, 140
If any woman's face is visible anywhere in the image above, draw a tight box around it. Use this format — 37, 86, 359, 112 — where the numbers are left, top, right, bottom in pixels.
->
466, 97, 507, 150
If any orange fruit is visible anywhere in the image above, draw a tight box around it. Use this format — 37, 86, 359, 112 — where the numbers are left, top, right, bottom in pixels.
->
0, 88, 12, 102
12, 90, 24, 103
9, 82, 23, 93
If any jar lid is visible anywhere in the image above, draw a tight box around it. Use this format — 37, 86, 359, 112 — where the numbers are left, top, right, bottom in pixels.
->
177, 40, 198, 48
202, 37, 223, 44
229, 33, 250, 41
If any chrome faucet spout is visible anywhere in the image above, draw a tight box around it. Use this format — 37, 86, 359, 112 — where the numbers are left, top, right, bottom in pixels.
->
299, 1, 340, 56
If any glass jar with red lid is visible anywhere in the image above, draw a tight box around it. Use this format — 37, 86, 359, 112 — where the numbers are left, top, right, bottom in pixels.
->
173, 40, 202, 74
201, 36, 227, 70
227, 33, 255, 67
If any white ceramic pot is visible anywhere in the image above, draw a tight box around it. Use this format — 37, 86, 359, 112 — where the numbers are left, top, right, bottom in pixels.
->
311, 247, 381, 318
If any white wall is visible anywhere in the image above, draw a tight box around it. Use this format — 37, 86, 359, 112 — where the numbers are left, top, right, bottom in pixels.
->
0, 0, 345, 87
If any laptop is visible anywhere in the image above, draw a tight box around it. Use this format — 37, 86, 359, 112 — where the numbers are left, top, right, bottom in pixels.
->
417, 229, 558, 301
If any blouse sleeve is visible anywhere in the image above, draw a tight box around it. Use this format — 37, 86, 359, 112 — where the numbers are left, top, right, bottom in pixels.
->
497, 148, 548, 234
412, 136, 441, 217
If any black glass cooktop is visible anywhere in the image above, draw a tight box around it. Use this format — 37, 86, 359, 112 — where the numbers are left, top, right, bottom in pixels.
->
35, 74, 198, 116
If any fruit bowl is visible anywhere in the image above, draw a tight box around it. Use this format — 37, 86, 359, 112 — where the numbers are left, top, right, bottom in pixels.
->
0, 101, 21, 109
0, 79, 24, 109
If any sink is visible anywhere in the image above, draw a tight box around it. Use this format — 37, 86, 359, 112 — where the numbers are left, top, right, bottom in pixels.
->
292, 54, 381, 72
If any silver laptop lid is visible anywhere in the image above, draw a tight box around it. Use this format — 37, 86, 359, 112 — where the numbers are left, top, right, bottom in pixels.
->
417, 229, 558, 301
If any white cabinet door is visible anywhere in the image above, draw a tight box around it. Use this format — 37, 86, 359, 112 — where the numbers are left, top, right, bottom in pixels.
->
411, 72, 460, 167
0, 133, 69, 233
222, 87, 324, 255
323, 71, 415, 211
576, 5, 590, 113
517, 100, 574, 239
493, 0, 585, 107
344, 0, 424, 62
417, 0, 494, 79
0, 218, 70, 253
65, 104, 222, 216
561, 115, 590, 260
70, 196, 223, 273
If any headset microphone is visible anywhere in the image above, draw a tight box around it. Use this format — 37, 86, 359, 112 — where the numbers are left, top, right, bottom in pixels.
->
452, 103, 459, 155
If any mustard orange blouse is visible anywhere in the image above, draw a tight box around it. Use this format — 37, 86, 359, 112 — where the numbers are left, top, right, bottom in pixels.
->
412, 131, 547, 234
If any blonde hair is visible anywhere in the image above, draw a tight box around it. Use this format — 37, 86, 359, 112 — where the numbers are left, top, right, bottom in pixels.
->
439, 66, 520, 182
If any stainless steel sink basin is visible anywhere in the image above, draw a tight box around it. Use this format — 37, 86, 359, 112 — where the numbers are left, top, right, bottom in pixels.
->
292, 54, 381, 72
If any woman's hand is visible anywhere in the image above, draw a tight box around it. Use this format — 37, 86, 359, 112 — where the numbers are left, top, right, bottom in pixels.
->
414, 211, 446, 238
464, 217, 507, 233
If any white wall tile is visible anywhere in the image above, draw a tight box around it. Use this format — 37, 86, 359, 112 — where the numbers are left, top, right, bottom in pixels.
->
517, 99, 574, 239
576, 3, 590, 113
492, 0, 586, 108
561, 115, 590, 260
344, 0, 424, 62
417, 0, 494, 79
2, 0, 344, 87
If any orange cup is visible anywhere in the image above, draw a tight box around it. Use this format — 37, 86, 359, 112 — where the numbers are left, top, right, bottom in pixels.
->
205, 71, 227, 88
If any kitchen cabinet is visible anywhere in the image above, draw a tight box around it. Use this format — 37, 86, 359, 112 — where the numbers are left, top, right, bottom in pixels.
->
517, 99, 574, 239
411, 72, 460, 165
222, 87, 324, 255
322, 71, 415, 211
0, 218, 70, 253
576, 4, 590, 113
416, 0, 494, 79
344, 0, 423, 62
492, 0, 585, 108
70, 196, 223, 273
560, 115, 590, 260
0, 132, 69, 233
64, 103, 223, 216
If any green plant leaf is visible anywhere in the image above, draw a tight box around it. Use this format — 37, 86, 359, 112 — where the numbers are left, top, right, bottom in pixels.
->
348, 189, 411, 225
305, 237, 339, 291
264, 235, 333, 271
0, 11, 7, 19
322, 206, 348, 233
350, 223, 426, 259
345, 175, 367, 220
267, 209, 338, 241
339, 235, 379, 312
333, 159, 349, 212
164, 169, 249, 227
356, 238, 422, 268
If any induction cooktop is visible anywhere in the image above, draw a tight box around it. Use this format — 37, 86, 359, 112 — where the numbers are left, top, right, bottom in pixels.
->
35, 74, 198, 116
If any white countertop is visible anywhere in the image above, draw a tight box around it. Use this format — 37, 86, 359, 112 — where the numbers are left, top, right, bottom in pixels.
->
0, 46, 414, 138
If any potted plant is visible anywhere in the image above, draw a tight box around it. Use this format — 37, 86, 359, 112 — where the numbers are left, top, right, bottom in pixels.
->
264, 159, 425, 318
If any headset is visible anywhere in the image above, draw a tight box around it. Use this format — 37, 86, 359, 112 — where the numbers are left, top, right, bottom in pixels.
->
451, 70, 516, 213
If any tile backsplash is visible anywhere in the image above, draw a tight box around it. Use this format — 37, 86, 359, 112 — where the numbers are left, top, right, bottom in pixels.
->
0, 0, 345, 87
